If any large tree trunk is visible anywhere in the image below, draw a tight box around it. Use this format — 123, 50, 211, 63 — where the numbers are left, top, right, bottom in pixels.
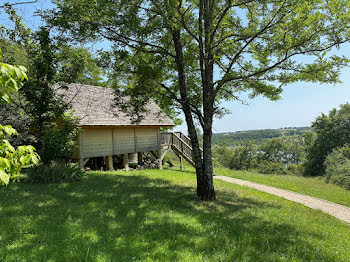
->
200, 104, 216, 200
172, 29, 216, 201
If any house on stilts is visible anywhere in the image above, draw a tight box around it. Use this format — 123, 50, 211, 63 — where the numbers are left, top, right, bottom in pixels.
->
58, 84, 199, 170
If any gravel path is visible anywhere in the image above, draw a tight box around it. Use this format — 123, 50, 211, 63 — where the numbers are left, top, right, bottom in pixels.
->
214, 175, 350, 224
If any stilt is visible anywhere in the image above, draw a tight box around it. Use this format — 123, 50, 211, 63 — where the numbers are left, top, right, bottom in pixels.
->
79, 158, 85, 169
179, 155, 183, 171
123, 153, 129, 171
138, 152, 143, 166
158, 150, 162, 170
106, 155, 114, 171
94, 157, 98, 170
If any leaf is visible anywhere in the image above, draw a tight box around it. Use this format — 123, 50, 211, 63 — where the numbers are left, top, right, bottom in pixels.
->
0, 158, 11, 169
20, 155, 26, 165
0, 170, 10, 185
31, 154, 39, 165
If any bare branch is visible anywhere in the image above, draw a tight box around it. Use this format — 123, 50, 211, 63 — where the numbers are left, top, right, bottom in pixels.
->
0, 0, 37, 8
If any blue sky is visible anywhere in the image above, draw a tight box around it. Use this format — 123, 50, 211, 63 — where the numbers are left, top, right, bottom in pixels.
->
1, 0, 350, 134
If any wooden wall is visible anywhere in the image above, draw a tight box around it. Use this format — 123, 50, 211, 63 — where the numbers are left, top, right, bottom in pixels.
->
77, 126, 160, 159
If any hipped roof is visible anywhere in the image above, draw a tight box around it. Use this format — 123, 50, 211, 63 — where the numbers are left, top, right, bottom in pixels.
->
57, 83, 174, 127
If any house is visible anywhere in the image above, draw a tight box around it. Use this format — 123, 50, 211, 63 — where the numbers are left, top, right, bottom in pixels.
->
58, 83, 174, 170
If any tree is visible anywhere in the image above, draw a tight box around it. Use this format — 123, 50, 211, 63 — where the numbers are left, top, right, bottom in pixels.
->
46, 0, 350, 200
56, 45, 106, 86
304, 103, 350, 176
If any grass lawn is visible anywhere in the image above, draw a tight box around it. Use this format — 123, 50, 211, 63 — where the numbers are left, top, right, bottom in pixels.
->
1, 169, 350, 261
216, 167, 350, 208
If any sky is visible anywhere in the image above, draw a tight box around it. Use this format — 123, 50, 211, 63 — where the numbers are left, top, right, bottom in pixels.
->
1, 0, 350, 134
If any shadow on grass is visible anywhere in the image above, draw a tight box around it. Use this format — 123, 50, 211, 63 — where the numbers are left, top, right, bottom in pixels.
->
0, 170, 342, 261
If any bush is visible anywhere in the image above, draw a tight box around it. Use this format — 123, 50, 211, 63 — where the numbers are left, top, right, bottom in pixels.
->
256, 161, 287, 175
287, 164, 304, 176
324, 145, 350, 190
230, 142, 258, 170
25, 161, 84, 184
41, 113, 80, 164
212, 146, 234, 168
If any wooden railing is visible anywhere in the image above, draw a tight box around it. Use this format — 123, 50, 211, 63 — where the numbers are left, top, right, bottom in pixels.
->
161, 132, 204, 166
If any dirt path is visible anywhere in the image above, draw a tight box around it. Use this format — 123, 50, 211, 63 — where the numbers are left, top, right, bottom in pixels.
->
214, 176, 350, 224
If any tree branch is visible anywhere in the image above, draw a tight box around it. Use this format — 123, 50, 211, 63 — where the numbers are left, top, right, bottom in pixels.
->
0, 0, 37, 8
98, 28, 176, 58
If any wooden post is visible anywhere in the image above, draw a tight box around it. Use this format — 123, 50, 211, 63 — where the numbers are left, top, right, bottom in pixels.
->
179, 156, 183, 171
106, 155, 114, 171
123, 153, 129, 171
158, 129, 162, 170
138, 152, 143, 166
158, 150, 163, 170
79, 158, 85, 169
78, 133, 84, 169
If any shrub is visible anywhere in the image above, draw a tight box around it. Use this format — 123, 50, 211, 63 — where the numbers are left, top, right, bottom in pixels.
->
25, 161, 84, 184
287, 164, 304, 176
256, 161, 287, 175
324, 145, 350, 190
229, 141, 258, 170
212, 146, 234, 168
41, 113, 80, 164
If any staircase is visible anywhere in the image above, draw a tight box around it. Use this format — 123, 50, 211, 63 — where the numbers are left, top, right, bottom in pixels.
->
161, 132, 203, 167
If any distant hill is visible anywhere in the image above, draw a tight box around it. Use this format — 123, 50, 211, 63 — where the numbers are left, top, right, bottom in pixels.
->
212, 127, 311, 146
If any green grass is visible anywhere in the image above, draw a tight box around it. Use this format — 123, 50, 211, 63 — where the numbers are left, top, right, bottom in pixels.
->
216, 167, 350, 208
1, 169, 350, 261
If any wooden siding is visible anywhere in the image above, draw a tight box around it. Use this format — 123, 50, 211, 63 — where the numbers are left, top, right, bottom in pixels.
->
78, 126, 160, 158
113, 127, 136, 154
80, 128, 113, 158
135, 127, 159, 152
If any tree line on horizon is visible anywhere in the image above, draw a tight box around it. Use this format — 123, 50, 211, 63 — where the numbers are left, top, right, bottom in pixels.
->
212, 127, 311, 146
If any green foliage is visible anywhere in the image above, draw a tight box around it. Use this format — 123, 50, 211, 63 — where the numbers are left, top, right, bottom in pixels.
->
257, 138, 287, 163
256, 161, 287, 175
0, 49, 28, 103
56, 45, 106, 86
304, 103, 350, 176
230, 141, 258, 170
212, 146, 234, 168
257, 137, 304, 165
0, 125, 39, 186
214, 137, 304, 176
0, 38, 29, 67
324, 145, 350, 190
0, 99, 37, 147
41, 113, 80, 164
0, 50, 39, 186
25, 161, 84, 184
286, 164, 304, 176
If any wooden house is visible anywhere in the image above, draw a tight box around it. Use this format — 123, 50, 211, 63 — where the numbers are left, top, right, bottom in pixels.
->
58, 84, 174, 170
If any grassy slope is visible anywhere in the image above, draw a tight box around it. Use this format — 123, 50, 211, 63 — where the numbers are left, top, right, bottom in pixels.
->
1, 169, 350, 262
216, 168, 350, 208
